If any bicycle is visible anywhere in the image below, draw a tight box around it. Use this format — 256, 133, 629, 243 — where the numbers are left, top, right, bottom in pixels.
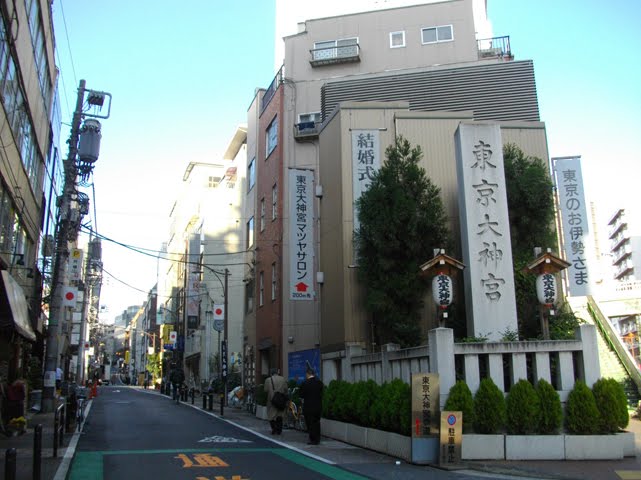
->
284, 388, 305, 431
76, 388, 87, 431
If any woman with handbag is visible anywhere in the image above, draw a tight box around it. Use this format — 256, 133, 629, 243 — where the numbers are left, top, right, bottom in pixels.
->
265, 368, 288, 435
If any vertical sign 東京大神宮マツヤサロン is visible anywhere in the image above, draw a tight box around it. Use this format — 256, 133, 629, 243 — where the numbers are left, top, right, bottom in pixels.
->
289, 169, 315, 301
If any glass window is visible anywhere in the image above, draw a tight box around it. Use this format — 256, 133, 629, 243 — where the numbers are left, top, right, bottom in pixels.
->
271, 262, 277, 301
259, 271, 264, 307
248, 157, 256, 191
272, 184, 277, 220
260, 198, 265, 232
422, 25, 453, 44
245, 279, 254, 314
247, 216, 254, 248
266, 116, 278, 157
390, 31, 405, 48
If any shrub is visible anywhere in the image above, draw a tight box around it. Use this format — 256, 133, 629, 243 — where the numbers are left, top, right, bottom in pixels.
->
369, 382, 387, 429
473, 378, 506, 434
444, 381, 475, 433
334, 381, 353, 423
592, 378, 629, 433
565, 380, 600, 435
535, 379, 562, 434
354, 380, 377, 426
384, 379, 411, 436
506, 379, 540, 434
322, 380, 343, 419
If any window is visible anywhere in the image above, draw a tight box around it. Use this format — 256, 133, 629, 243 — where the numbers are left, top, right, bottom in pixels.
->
208, 176, 221, 188
245, 279, 254, 314
259, 271, 264, 307
313, 37, 358, 61
271, 262, 277, 301
247, 216, 254, 248
248, 157, 256, 191
266, 116, 278, 157
271, 184, 278, 220
421, 25, 453, 44
389, 31, 405, 48
260, 198, 265, 232
297, 112, 321, 125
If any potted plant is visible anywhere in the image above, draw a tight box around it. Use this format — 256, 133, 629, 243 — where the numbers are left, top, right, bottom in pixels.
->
8, 416, 27, 435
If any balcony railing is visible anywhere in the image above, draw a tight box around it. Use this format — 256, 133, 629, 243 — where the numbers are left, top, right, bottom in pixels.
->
310, 43, 360, 67
294, 121, 320, 140
260, 66, 284, 114
477, 36, 512, 60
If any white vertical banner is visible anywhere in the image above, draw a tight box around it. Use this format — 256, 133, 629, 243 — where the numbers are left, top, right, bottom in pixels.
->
455, 123, 518, 340
352, 129, 381, 231
69, 248, 83, 280
553, 156, 592, 296
289, 169, 315, 300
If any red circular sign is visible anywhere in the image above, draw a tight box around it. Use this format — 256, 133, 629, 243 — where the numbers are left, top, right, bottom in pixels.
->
214, 307, 223, 315
65, 292, 75, 300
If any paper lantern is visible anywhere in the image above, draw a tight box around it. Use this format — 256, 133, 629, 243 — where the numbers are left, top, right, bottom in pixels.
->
432, 273, 453, 309
536, 273, 557, 306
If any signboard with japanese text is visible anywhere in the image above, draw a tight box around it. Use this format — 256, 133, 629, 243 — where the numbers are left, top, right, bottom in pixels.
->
440, 411, 462, 465
455, 123, 518, 340
552, 156, 592, 296
69, 248, 83, 280
351, 129, 380, 232
288, 169, 315, 301
411, 373, 439, 437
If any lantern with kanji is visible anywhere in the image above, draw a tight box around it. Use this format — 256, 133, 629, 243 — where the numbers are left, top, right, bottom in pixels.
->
524, 249, 571, 340
432, 273, 454, 309
420, 250, 465, 326
536, 273, 557, 307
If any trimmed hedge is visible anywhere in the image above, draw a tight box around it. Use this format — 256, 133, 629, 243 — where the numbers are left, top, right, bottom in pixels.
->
473, 378, 506, 434
506, 379, 540, 434
592, 377, 629, 433
536, 379, 562, 434
323, 378, 411, 436
565, 380, 600, 435
444, 381, 475, 433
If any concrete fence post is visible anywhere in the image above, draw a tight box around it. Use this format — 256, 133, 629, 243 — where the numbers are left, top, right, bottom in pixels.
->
428, 328, 455, 409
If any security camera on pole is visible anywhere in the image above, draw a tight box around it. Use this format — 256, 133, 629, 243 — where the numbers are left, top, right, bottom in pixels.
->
42, 80, 112, 412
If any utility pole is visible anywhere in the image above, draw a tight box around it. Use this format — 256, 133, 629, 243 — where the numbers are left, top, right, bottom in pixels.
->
43, 80, 112, 412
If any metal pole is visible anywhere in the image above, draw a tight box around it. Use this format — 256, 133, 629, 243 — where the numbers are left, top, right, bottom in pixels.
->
33, 424, 42, 480
43, 79, 86, 413
223, 268, 228, 405
4, 448, 16, 480
77, 233, 93, 385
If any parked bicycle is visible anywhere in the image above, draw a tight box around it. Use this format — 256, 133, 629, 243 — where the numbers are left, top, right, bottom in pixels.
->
76, 387, 88, 431
284, 387, 305, 431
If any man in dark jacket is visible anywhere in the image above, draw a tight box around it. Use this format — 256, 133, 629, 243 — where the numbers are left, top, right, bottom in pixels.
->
299, 366, 324, 445
169, 364, 185, 403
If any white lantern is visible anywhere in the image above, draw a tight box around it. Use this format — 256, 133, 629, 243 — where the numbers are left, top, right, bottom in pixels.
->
432, 273, 453, 309
536, 273, 557, 306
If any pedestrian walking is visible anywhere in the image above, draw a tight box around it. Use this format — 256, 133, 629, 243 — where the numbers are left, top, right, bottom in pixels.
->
169, 363, 185, 403
265, 368, 288, 435
299, 365, 323, 445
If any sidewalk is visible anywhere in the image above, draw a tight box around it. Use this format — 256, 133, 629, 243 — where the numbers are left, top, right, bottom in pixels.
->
0, 405, 73, 480
3, 386, 641, 480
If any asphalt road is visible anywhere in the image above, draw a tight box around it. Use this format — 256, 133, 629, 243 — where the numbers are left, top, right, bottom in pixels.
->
68, 386, 373, 480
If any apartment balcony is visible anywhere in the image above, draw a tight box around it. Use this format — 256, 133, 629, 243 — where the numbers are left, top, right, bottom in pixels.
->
611, 234, 629, 252
477, 36, 513, 60
612, 247, 632, 266
294, 121, 320, 140
310, 43, 360, 67
608, 220, 627, 239
614, 264, 634, 281
260, 66, 284, 114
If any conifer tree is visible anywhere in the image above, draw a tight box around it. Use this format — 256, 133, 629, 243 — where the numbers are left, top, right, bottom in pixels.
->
354, 136, 451, 347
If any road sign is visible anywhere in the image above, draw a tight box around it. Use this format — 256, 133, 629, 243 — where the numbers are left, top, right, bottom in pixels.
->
213, 319, 224, 332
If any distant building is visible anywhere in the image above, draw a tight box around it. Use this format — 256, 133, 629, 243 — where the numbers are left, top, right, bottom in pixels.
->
608, 208, 641, 282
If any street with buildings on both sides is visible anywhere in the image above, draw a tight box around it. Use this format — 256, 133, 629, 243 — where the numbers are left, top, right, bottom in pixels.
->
4, 382, 641, 480
2, 1, 641, 479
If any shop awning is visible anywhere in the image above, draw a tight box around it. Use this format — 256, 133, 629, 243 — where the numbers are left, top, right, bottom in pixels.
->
0, 270, 37, 341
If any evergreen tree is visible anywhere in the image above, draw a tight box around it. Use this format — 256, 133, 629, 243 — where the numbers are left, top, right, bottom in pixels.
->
503, 144, 557, 338
354, 136, 451, 347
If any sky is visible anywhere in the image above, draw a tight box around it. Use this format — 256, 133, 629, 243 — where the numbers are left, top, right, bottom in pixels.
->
51, 1, 641, 322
